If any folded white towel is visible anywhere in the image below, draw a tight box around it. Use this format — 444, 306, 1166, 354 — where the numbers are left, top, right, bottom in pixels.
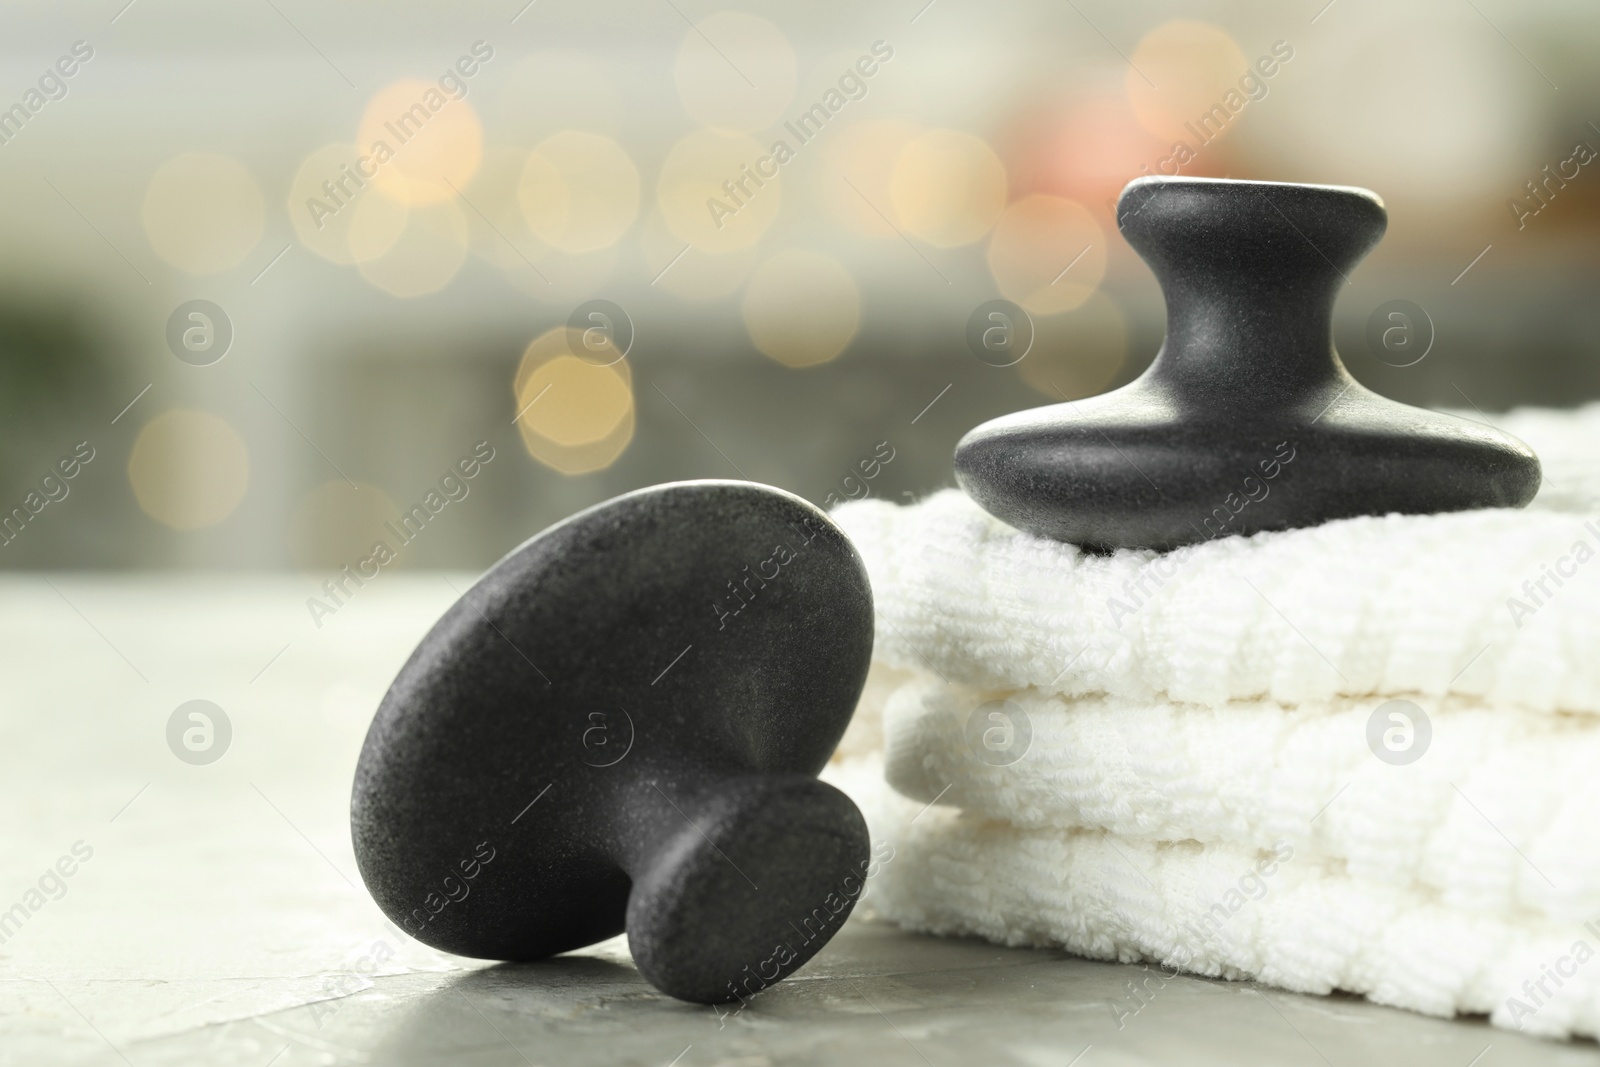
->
838, 492, 1600, 713
828, 403, 1600, 1040
880, 679, 1600, 922
833, 750, 1600, 1038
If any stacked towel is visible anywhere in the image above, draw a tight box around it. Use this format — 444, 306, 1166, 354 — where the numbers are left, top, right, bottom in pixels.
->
826, 403, 1600, 1040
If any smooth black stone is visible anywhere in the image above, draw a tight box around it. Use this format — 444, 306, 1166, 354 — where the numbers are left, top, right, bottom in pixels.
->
955, 176, 1542, 551
351, 480, 875, 1004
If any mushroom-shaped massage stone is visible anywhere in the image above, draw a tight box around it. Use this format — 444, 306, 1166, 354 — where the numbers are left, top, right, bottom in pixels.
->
955, 176, 1541, 551
351, 481, 875, 1004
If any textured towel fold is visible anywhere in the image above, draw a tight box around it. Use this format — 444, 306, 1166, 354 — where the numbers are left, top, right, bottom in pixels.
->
839, 491, 1600, 713
831, 751, 1600, 1038
827, 403, 1600, 1040
880, 678, 1600, 922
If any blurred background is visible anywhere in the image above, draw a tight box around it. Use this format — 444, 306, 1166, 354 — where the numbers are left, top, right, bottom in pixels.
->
1, 0, 1597, 572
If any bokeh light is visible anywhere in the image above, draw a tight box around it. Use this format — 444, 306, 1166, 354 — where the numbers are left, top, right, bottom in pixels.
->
818, 119, 922, 237
673, 11, 797, 133
519, 355, 631, 446
287, 481, 401, 569
658, 131, 780, 253
1126, 21, 1250, 145
289, 144, 409, 266
513, 327, 635, 474
357, 200, 470, 298
142, 152, 264, 275
1001, 97, 1172, 215
356, 78, 484, 205
890, 130, 1008, 247
518, 131, 640, 253
742, 250, 861, 368
127, 410, 250, 530
1017, 290, 1128, 399
987, 195, 1106, 315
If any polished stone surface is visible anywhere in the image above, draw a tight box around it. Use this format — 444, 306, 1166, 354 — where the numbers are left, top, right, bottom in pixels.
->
1, 576, 1595, 1065
955, 177, 1542, 550
354, 481, 874, 1003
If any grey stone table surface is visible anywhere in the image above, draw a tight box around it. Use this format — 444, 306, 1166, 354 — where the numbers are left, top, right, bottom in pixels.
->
2, 576, 1595, 1066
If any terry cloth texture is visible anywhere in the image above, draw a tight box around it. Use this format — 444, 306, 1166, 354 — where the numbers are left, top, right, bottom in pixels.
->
824, 403, 1600, 1040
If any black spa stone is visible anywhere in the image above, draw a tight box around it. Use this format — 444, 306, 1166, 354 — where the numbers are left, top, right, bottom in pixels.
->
351, 480, 875, 1004
955, 176, 1542, 551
